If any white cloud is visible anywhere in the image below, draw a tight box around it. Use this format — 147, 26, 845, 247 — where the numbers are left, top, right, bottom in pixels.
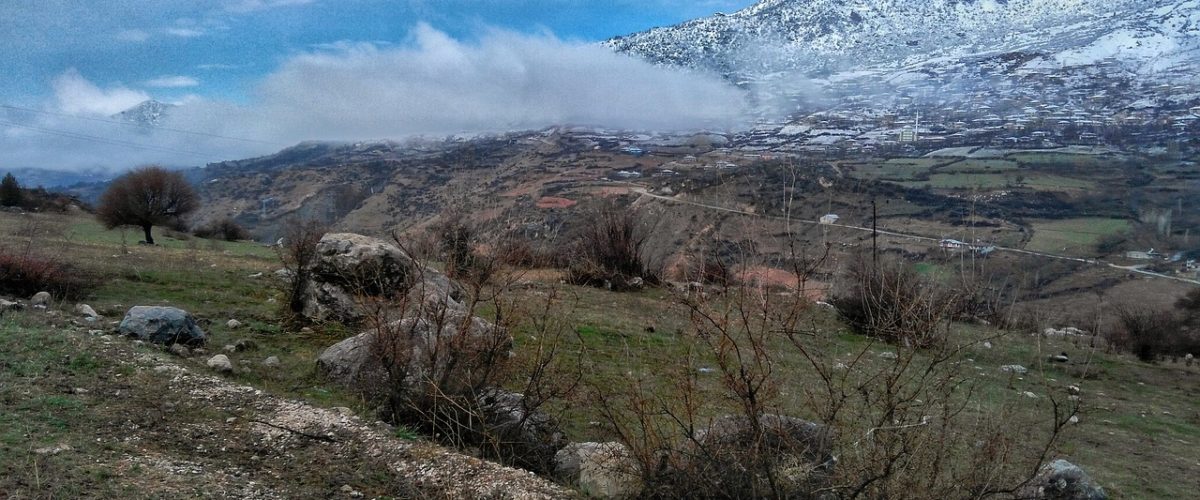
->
164, 27, 205, 38
144, 75, 201, 88
252, 24, 749, 139
52, 69, 151, 116
116, 29, 150, 42
225, 0, 316, 13
197, 63, 241, 70
3, 26, 753, 172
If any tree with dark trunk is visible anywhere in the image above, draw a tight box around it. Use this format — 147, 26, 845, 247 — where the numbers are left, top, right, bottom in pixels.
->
96, 166, 198, 245
0, 173, 22, 207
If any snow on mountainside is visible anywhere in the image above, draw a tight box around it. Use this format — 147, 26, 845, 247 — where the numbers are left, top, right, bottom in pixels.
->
112, 100, 174, 126
607, 0, 1200, 81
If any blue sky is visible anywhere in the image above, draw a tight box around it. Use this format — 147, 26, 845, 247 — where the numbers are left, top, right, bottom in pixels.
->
0, 1, 759, 172
1, 0, 754, 106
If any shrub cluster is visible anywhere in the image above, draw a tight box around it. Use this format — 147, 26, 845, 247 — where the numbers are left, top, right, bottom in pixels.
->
1107, 288, 1200, 362
564, 204, 658, 291
193, 217, 251, 242
0, 250, 93, 300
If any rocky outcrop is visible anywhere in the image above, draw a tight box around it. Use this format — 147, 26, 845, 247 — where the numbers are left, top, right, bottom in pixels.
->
317, 312, 511, 400
119, 306, 207, 346
554, 442, 641, 499
476, 389, 568, 474
301, 233, 465, 324
1021, 459, 1107, 500
689, 414, 836, 496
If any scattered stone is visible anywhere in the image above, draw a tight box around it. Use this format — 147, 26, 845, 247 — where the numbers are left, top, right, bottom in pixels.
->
118, 306, 207, 345
169, 344, 191, 358
1001, 364, 1029, 375
1023, 391, 1039, 399
982, 341, 993, 349
206, 354, 233, 373
234, 339, 257, 352
1186, 353, 1194, 367
226, 417, 237, 424
1019, 459, 1106, 500
475, 389, 567, 473
34, 443, 73, 455
262, 356, 281, 368
0, 299, 22, 312
31, 291, 51, 307
697, 367, 716, 374
1067, 385, 1081, 396
300, 326, 313, 334
554, 442, 641, 499
878, 351, 898, 360
223, 344, 238, 353
247, 272, 264, 279
226, 319, 243, 329
1069, 415, 1080, 425
1049, 352, 1070, 363
74, 303, 99, 318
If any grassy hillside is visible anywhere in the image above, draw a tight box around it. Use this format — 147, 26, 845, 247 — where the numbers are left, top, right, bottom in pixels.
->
1, 210, 1198, 498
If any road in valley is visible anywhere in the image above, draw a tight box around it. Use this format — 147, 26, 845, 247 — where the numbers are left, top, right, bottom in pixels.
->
628, 186, 1200, 286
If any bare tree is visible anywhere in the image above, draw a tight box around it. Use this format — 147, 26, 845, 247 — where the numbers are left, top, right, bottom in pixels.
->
96, 166, 198, 245
277, 217, 327, 320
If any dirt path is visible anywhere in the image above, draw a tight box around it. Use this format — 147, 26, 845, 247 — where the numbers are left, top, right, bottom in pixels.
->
3, 323, 573, 499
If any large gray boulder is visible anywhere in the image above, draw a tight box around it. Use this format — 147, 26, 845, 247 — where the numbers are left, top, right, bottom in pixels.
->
118, 306, 207, 345
689, 414, 836, 496
317, 312, 512, 400
554, 442, 642, 499
476, 388, 567, 474
1021, 460, 1106, 500
301, 233, 465, 324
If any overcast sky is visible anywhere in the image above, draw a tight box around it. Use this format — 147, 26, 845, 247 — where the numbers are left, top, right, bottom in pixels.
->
0, 0, 757, 172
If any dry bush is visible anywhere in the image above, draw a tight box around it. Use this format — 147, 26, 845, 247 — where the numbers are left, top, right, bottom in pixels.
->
1106, 304, 1199, 362
193, 217, 251, 242
565, 203, 659, 291
360, 236, 581, 473
0, 250, 93, 300
276, 217, 327, 321
587, 249, 1074, 499
829, 254, 971, 348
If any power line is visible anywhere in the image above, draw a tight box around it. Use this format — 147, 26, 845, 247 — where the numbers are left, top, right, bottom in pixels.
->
0, 104, 283, 147
0, 119, 223, 161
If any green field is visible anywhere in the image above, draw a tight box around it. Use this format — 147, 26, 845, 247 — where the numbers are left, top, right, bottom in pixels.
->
1, 211, 1197, 498
1026, 218, 1133, 255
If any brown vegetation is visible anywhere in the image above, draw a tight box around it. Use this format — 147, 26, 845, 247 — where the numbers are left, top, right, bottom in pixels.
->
96, 166, 198, 245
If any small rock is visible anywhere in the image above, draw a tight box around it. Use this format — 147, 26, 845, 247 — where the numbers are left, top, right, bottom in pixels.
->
223, 344, 238, 353
982, 341, 993, 349
74, 304, 99, 318
0, 299, 23, 311
340, 485, 354, 494
262, 356, 281, 368
1185, 353, 1194, 367
207, 354, 233, 373
31, 291, 51, 307
34, 444, 72, 455
169, 344, 191, 357
1049, 352, 1069, 363
226, 417, 237, 424
1067, 385, 1081, 396
247, 272, 264, 279
1000, 364, 1028, 375
697, 367, 716, 374
1023, 391, 1039, 399
226, 319, 243, 329
878, 351, 898, 360
234, 339, 257, 352
1068, 415, 1080, 425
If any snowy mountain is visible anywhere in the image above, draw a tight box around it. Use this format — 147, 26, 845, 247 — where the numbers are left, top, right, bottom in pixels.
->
608, 0, 1200, 84
112, 100, 174, 126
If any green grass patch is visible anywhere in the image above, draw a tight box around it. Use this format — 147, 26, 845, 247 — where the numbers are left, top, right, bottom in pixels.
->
1026, 218, 1133, 255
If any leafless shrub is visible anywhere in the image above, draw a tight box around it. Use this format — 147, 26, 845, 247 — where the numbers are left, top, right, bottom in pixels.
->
358, 235, 581, 473
276, 217, 327, 321
565, 203, 659, 291
1106, 305, 1197, 362
587, 246, 1074, 499
193, 217, 251, 241
829, 253, 970, 348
